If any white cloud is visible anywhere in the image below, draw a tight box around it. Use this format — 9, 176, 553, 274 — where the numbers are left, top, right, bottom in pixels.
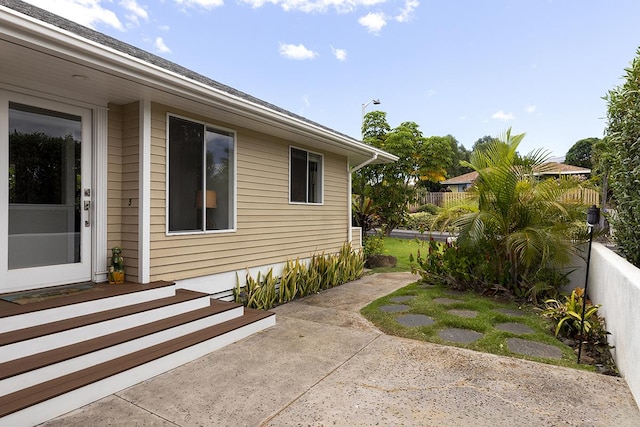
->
526, 105, 537, 113
331, 46, 347, 61
458, 115, 466, 121
174, 0, 224, 9
240, 0, 387, 14
22, 0, 124, 30
492, 110, 515, 121
279, 43, 319, 60
154, 37, 172, 53
425, 89, 436, 97
359, 12, 387, 33
120, 0, 148, 26
395, 0, 419, 22
303, 96, 310, 108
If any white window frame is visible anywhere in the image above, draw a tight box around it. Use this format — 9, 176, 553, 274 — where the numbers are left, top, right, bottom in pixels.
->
165, 113, 237, 235
289, 146, 324, 205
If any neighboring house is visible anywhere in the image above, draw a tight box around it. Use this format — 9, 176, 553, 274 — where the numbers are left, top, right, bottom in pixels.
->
440, 162, 591, 192
0, 1, 396, 424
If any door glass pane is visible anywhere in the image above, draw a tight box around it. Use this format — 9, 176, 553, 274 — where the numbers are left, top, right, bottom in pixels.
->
8, 103, 82, 269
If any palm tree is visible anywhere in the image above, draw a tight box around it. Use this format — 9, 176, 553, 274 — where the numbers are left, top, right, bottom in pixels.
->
450, 128, 585, 295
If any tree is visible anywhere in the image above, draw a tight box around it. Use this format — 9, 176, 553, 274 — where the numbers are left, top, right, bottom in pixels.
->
355, 113, 453, 235
440, 128, 586, 295
471, 135, 498, 154
565, 137, 598, 169
444, 135, 472, 179
604, 47, 640, 268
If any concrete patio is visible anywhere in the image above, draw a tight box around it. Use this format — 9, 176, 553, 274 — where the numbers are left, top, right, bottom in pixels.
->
42, 272, 639, 426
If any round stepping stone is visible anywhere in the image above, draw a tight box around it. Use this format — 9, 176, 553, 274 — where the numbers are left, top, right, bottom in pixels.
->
495, 323, 534, 335
496, 308, 525, 317
507, 338, 562, 360
438, 328, 483, 343
448, 309, 478, 318
390, 295, 415, 303
397, 314, 434, 327
379, 304, 410, 313
433, 297, 461, 305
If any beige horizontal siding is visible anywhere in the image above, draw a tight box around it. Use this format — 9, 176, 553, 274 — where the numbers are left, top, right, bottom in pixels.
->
148, 103, 350, 282
106, 103, 123, 268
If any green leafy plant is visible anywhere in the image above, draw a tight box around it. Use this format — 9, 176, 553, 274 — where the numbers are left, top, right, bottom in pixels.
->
540, 288, 602, 338
363, 234, 384, 257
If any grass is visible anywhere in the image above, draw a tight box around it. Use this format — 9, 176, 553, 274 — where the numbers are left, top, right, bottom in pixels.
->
361, 281, 591, 371
368, 237, 422, 272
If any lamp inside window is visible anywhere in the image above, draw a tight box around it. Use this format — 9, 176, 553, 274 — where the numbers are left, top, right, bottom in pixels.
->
196, 190, 217, 229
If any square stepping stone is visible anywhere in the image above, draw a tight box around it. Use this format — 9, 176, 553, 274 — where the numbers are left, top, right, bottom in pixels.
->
507, 338, 562, 360
495, 322, 534, 335
397, 314, 434, 327
496, 308, 525, 317
438, 328, 483, 343
448, 309, 478, 318
390, 295, 416, 303
379, 304, 410, 313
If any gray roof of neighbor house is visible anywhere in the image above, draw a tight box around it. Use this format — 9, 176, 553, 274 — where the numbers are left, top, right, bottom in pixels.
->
441, 162, 591, 185
0, 0, 397, 166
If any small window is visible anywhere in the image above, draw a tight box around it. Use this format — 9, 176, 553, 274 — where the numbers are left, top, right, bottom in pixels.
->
168, 116, 235, 233
290, 147, 323, 204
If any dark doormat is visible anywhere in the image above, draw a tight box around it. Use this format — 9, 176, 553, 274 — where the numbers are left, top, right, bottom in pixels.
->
0, 283, 96, 305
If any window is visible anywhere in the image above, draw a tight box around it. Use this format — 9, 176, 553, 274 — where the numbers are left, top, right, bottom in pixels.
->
290, 147, 323, 204
168, 116, 235, 233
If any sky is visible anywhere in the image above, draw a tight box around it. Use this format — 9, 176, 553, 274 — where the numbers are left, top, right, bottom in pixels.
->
19, 0, 640, 158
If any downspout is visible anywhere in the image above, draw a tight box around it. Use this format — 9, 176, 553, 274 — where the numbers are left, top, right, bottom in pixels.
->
348, 153, 378, 245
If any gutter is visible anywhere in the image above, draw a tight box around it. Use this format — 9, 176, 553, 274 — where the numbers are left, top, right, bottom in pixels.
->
350, 153, 378, 173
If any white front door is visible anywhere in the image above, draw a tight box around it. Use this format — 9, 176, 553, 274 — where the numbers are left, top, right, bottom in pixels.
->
1, 93, 93, 292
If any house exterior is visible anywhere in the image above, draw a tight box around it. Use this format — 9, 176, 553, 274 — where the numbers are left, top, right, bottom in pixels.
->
440, 162, 591, 192
0, 0, 396, 297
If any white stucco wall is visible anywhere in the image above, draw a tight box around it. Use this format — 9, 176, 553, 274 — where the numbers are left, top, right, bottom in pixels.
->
587, 243, 640, 408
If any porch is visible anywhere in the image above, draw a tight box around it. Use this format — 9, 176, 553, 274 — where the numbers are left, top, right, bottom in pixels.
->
0, 280, 275, 426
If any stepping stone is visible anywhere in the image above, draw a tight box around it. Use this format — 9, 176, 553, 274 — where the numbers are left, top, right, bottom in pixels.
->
438, 328, 483, 343
496, 323, 534, 335
433, 297, 461, 305
507, 338, 562, 360
390, 295, 416, 303
379, 304, 410, 313
496, 308, 525, 317
448, 309, 478, 318
397, 314, 434, 327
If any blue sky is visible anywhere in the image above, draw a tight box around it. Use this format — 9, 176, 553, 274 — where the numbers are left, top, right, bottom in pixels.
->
22, 0, 640, 157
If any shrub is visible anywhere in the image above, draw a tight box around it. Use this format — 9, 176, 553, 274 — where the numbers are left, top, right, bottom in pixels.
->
540, 288, 603, 339
604, 47, 640, 268
404, 212, 435, 232
414, 203, 439, 214
363, 234, 384, 257
234, 243, 364, 309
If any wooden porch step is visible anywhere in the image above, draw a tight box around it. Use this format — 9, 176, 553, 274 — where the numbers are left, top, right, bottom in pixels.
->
0, 308, 275, 421
0, 289, 207, 346
0, 299, 242, 383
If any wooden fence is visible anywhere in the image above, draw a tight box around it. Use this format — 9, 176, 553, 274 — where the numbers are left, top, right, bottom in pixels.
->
412, 188, 600, 209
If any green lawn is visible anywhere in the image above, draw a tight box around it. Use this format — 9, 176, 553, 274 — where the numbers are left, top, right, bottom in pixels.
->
360, 283, 588, 370
363, 237, 592, 371
369, 237, 423, 272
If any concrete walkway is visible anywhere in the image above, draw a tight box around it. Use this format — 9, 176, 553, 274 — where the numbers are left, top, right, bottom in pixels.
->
43, 273, 639, 426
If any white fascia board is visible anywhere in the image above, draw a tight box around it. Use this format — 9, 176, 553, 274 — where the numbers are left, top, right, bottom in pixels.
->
0, 5, 397, 165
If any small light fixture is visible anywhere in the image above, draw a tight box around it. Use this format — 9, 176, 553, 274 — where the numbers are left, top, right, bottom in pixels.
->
71, 74, 89, 81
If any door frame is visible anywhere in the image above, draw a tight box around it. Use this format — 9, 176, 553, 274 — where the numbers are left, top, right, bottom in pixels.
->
0, 90, 107, 292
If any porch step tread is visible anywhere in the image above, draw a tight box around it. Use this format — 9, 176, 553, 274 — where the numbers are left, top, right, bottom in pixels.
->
0, 308, 274, 418
0, 289, 207, 346
0, 299, 241, 381
0, 281, 175, 318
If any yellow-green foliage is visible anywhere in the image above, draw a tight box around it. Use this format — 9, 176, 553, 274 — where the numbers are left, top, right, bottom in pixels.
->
234, 243, 364, 310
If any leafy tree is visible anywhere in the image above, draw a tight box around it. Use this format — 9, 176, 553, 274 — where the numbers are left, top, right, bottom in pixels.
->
604, 47, 640, 268
355, 113, 452, 235
471, 135, 498, 154
436, 128, 586, 296
444, 135, 472, 178
565, 137, 598, 169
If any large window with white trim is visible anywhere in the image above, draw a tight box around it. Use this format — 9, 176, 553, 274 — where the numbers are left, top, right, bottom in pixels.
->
168, 115, 235, 233
290, 146, 323, 204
